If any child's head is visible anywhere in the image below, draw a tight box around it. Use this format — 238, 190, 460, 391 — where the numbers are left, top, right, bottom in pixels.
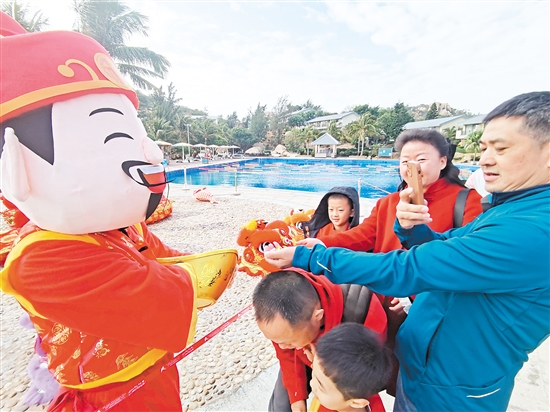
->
327, 193, 354, 232
310, 323, 391, 412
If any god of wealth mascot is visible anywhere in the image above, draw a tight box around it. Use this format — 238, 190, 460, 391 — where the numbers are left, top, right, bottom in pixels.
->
0, 13, 201, 411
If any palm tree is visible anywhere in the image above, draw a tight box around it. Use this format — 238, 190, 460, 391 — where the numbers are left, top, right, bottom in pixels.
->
347, 113, 377, 156
462, 130, 483, 163
171, 113, 192, 158
73, 0, 170, 90
144, 116, 173, 142
326, 120, 343, 141
215, 122, 231, 146
149, 83, 181, 120
301, 127, 318, 156
443, 126, 457, 141
172, 113, 191, 141
194, 119, 218, 146
2, 1, 49, 32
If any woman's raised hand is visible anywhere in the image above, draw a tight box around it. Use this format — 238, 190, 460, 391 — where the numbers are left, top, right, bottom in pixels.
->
396, 187, 432, 229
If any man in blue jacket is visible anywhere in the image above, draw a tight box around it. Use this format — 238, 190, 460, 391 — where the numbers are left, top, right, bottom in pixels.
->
264, 91, 550, 412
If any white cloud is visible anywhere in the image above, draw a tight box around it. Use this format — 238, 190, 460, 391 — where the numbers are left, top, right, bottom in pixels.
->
324, 1, 549, 112
304, 5, 329, 24
12, 1, 549, 117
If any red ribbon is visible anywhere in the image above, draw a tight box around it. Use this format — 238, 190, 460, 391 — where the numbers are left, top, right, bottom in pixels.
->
97, 303, 254, 412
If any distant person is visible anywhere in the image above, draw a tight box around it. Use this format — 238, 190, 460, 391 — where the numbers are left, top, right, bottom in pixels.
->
303, 187, 360, 238
309, 323, 392, 412
253, 270, 388, 412
466, 167, 490, 197
264, 91, 550, 411
299, 129, 483, 395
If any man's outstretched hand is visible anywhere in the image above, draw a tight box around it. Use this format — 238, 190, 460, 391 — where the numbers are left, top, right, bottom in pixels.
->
264, 246, 296, 269
396, 187, 432, 229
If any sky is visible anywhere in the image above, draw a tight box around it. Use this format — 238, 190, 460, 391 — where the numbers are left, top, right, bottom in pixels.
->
23, 1, 550, 118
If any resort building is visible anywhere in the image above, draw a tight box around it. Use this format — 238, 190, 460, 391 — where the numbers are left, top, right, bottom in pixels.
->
310, 132, 340, 158
305, 112, 360, 131
403, 115, 467, 134
455, 114, 487, 139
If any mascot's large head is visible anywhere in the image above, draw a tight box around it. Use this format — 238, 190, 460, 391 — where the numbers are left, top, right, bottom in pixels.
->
0, 12, 166, 234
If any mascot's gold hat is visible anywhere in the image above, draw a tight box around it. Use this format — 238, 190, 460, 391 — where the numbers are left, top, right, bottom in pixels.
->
0, 11, 138, 123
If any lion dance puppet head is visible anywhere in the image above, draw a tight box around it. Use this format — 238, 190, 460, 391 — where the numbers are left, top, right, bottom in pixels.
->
0, 12, 166, 235
236, 218, 303, 277
283, 208, 315, 241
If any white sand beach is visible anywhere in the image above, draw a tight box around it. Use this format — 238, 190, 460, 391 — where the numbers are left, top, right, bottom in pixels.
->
1, 185, 548, 412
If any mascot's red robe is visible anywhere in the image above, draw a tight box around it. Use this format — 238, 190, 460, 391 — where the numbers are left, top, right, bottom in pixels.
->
0, 12, 199, 411
3, 222, 195, 411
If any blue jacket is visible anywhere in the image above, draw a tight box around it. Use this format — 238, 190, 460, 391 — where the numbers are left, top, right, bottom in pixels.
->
293, 184, 550, 411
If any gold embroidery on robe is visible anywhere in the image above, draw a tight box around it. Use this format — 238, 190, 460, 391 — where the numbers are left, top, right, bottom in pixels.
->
51, 323, 71, 345
50, 345, 57, 356
72, 348, 81, 359
54, 364, 66, 383
82, 371, 101, 383
115, 353, 139, 370
94, 339, 110, 358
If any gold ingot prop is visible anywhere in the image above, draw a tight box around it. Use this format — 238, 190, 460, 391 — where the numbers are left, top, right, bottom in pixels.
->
157, 249, 238, 309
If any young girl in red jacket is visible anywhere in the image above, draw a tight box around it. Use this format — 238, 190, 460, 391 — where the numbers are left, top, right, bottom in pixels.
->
303, 186, 361, 238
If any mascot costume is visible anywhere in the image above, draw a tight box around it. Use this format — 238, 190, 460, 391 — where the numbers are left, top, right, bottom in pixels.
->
0, 13, 235, 411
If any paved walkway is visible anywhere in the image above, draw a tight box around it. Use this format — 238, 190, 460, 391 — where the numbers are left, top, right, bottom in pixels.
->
166, 160, 549, 412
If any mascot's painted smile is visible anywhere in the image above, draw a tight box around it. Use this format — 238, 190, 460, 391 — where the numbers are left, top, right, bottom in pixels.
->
122, 161, 169, 194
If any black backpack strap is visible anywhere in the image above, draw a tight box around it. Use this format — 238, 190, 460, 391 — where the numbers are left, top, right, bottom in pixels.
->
340, 284, 373, 324
453, 188, 471, 228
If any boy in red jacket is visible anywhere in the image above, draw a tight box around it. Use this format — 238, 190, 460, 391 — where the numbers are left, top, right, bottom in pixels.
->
252, 270, 387, 412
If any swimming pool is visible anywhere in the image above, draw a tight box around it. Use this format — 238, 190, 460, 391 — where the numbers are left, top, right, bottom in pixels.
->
167, 158, 477, 199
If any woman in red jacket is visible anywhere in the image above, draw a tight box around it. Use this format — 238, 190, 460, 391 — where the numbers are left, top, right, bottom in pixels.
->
299, 129, 483, 396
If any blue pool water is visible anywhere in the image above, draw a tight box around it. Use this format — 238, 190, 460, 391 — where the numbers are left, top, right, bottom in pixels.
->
167, 158, 477, 199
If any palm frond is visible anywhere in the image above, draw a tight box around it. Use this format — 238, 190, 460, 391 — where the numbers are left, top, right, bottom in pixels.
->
111, 10, 149, 40
2, 0, 49, 32
117, 63, 163, 78
111, 46, 170, 75
125, 72, 160, 91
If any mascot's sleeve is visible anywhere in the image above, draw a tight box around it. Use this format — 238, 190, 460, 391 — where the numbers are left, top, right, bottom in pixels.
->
137, 222, 190, 257
8, 238, 196, 353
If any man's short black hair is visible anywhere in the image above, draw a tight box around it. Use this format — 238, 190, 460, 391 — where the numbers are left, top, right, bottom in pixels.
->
252, 270, 319, 326
315, 323, 392, 400
484, 91, 550, 146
